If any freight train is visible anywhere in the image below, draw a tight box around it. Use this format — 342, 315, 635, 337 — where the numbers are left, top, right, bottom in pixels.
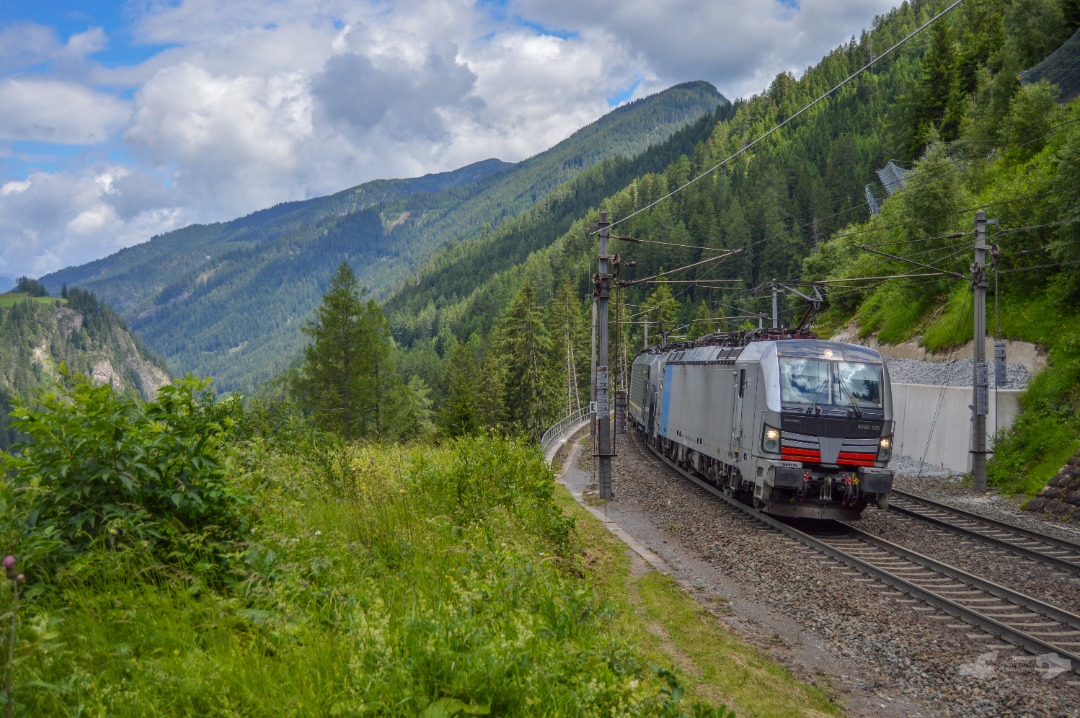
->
628, 331, 894, 520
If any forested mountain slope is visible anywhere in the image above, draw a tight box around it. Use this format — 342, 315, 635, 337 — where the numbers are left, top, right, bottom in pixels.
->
0, 289, 170, 450
41, 82, 725, 392
382, 0, 1080, 496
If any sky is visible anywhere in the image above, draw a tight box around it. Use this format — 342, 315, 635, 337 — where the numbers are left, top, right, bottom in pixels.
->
0, 0, 898, 288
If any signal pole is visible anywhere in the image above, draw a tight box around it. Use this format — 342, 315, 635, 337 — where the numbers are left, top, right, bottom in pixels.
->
971, 211, 994, 492
595, 212, 613, 500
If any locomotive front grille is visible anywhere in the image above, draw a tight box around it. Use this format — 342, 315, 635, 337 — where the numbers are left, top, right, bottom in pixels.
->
781, 430, 879, 467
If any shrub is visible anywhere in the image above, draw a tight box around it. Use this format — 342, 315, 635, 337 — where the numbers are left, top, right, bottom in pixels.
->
0, 373, 250, 582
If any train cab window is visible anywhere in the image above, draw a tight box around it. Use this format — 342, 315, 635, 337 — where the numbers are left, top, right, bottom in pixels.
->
780, 358, 830, 404
738, 368, 745, 398
837, 362, 884, 408
779, 358, 884, 408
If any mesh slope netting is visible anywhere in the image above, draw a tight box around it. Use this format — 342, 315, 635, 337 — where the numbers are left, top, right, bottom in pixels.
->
1019, 28, 1080, 102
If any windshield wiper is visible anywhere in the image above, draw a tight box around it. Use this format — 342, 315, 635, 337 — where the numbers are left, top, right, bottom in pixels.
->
806, 378, 828, 414
836, 376, 863, 418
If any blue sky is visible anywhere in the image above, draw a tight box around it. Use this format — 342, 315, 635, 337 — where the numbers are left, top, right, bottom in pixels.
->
0, 0, 897, 284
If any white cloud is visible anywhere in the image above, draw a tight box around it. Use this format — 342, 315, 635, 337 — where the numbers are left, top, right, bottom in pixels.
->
0, 78, 130, 143
0, 180, 31, 196
124, 61, 311, 214
2, 0, 903, 281
0, 23, 61, 73
513, 0, 898, 98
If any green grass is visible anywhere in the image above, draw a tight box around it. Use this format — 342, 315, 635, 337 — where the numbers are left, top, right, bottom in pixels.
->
5, 434, 753, 716
0, 294, 62, 308
554, 479, 841, 717
856, 283, 942, 346
920, 286, 973, 353
985, 293, 1080, 495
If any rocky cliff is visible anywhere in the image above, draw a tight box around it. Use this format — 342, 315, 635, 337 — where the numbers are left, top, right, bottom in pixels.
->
0, 291, 171, 450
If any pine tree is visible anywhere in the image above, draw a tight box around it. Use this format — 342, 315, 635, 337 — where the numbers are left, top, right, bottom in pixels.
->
492, 279, 558, 437
910, 21, 958, 155
642, 277, 681, 343
294, 262, 384, 440
548, 279, 588, 416
392, 376, 436, 442
689, 300, 714, 340
359, 296, 395, 437
441, 340, 481, 436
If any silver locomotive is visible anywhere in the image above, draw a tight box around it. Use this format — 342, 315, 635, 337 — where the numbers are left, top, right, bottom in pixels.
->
628, 333, 894, 520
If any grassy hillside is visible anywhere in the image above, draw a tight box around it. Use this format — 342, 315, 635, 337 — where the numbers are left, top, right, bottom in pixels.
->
41, 83, 725, 393
0, 294, 61, 308
0, 381, 833, 715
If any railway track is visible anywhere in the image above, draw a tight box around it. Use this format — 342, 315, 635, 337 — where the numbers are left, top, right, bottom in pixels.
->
888, 489, 1080, 574
639, 438, 1080, 674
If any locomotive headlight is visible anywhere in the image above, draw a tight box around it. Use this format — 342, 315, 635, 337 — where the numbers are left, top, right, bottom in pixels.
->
878, 436, 893, 462
762, 425, 781, 454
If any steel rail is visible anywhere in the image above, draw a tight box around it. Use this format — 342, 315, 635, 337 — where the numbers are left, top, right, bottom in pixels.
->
890, 489, 1080, 570
637, 436, 1080, 673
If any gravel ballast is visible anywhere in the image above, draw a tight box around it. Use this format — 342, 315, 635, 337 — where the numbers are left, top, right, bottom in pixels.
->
564, 434, 1080, 718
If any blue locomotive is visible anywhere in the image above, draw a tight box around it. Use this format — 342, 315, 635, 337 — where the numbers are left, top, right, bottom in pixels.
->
628, 332, 895, 520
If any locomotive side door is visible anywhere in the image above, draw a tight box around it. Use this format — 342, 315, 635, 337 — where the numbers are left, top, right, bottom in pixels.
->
730, 367, 745, 459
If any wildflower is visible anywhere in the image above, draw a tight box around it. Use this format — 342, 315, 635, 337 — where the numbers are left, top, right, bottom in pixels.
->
2, 555, 14, 573
314, 530, 322, 537
15, 574, 24, 584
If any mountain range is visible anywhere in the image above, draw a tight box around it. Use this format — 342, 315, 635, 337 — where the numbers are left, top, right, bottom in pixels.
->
42, 82, 726, 391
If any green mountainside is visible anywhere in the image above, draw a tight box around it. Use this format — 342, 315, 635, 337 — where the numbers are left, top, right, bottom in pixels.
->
41, 82, 725, 392
381, 0, 1080, 495
0, 289, 171, 451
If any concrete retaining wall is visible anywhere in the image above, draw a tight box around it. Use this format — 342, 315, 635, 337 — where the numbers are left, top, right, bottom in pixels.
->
891, 383, 1022, 473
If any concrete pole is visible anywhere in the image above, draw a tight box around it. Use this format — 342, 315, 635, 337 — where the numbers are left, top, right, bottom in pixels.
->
643, 317, 648, 348
771, 279, 779, 329
590, 299, 596, 447
596, 211, 613, 500
972, 211, 989, 492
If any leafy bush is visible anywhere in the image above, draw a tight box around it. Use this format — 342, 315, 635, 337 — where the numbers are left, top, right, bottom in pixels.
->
989, 333, 1080, 495
1, 373, 250, 581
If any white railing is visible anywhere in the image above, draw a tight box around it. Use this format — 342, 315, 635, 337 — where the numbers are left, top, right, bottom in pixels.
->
540, 406, 594, 460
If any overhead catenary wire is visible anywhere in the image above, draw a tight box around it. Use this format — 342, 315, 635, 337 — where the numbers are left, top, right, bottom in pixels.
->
854, 244, 966, 279
998, 257, 1080, 275
614, 148, 1073, 325
634, 279, 744, 284
617, 250, 742, 286
612, 234, 732, 253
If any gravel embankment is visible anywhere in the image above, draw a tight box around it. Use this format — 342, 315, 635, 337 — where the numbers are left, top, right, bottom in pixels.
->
889, 463, 1080, 547
593, 436, 1080, 718
884, 357, 1030, 389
